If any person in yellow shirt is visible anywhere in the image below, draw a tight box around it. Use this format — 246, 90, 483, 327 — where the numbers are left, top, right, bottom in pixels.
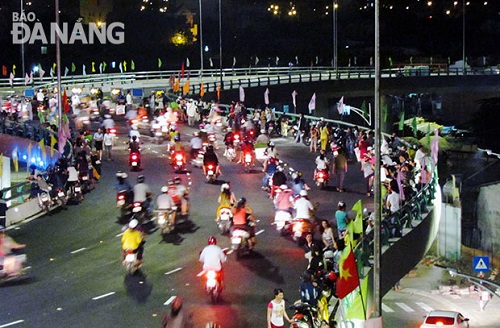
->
319, 123, 330, 151
121, 219, 144, 265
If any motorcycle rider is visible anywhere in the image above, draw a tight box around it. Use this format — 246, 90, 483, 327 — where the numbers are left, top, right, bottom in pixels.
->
129, 135, 141, 153
314, 149, 330, 179
128, 124, 141, 143
199, 236, 227, 287
216, 183, 237, 221
203, 145, 221, 177
294, 190, 314, 221
173, 177, 189, 219
121, 219, 144, 266
133, 175, 153, 215
238, 138, 255, 165
274, 184, 294, 215
156, 186, 176, 210
231, 198, 256, 249
101, 114, 115, 131
261, 157, 278, 190
189, 131, 203, 160
291, 171, 311, 196
264, 141, 278, 160
0, 226, 26, 276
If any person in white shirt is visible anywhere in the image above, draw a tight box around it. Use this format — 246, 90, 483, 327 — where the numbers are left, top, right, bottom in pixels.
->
199, 236, 226, 273
126, 90, 133, 110
414, 144, 427, 170
186, 100, 198, 127
103, 129, 114, 161
315, 150, 329, 171
386, 181, 401, 214
102, 114, 115, 130
294, 190, 314, 220
156, 186, 176, 210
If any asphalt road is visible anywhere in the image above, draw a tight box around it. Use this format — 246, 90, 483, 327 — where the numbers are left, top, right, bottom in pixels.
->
0, 120, 470, 328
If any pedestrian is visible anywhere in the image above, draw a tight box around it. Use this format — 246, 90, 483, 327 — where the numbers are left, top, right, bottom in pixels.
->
295, 113, 307, 144
93, 127, 104, 160
267, 288, 292, 328
309, 123, 318, 152
320, 220, 337, 250
362, 151, 375, 196
479, 288, 490, 311
333, 147, 348, 192
319, 122, 329, 151
103, 128, 114, 161
335, 201, 349, 239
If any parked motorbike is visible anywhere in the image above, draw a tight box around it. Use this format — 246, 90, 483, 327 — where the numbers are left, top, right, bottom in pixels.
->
274, 210, 293, 236
79, 172, 94, 194
217, 207, 232, 235
289, 301, 328, 328
37, 190, 51, 214
53, 187, 67, 210
204, 269, 223, 303
314, 169, 329, 189
67, 182, 83, 205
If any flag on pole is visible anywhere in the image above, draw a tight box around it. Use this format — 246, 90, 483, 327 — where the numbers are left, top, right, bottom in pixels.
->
50, 66, 54, 77
337, 96, 344, 115
39, 66, 45, 78
119, 62, 123, 73
264, 88, 270, 105
29, 71, 33, 84
351, 199, 364, 235
39, 138, 47, 160
24, 73, 30, 85
13, 64, 17, 76
239, 85, 245, 103
82, 64, 87, 76
209, 58, 213, 67
398, 111, 405, 131
180, 62, 185, 78
99, 62, 103, 74
232, 57, 236, 67
50, 135, 57, 157
308, 93, 316, 114
291, 90, 298, 108
158, 58, 162, 69
412, 116, 418, 137
217, 85, 221, 101
62, 90, 70, 113
255, 56, 259, 66
336, 244, 360, 299
64, 67, 69, 76
91, 62, 96, 73
426, 123, 431, 146
131, 60, 135, 71
27, 142, 32, 163
71, 62, 76, 72
431, 128, 439, 164
9, 72, 14, 86
186, 58, 190, 68
2, 65, 7, 76
174, 75, 181, 92
12, 148, 19, 172
169, 74, 175, 90
361, 100, 369, 120
182, 79, 190, 95
200, 83, 205, 97
382, 103, 388, 122
102, 62, 107, 72
123, 61, 127, 72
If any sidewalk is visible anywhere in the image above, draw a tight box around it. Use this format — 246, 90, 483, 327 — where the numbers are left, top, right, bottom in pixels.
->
397, 256, 500, 327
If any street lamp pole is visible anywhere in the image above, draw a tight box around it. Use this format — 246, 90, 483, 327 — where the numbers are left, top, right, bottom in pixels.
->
462, 0, 466, 75
332, 0, 338, 72
55, 0, 63, 139
21, 0, 25, 78
218, 0, 223, 91
198, 0, 204, 77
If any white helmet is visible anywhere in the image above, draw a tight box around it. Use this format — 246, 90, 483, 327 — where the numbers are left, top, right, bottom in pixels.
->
291, 172, 298, 180
220, 183, 230, 191
129, 219, 139, 229
161, 186, 168, 193
300, 190, 308, 197
280, 184, 288, 190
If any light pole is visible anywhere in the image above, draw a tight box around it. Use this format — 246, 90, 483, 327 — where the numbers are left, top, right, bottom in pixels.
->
462, 0, 466, 75
332, 0, 338, 71
218, 0, 223, 91
198, 0, 204, 77
20, 0, 25, 78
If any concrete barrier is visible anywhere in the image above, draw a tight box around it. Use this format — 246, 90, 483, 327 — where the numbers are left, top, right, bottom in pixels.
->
6, 198, 43, 226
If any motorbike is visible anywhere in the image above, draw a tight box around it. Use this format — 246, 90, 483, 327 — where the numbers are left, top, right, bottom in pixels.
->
0, 251, 30, 283
274, 210, 293, 236
129, 151, 141, 171
171, 151, 186, 172
291, 219, 315, 246
314, 169, 329, 189
191, 148, 205, 168
154, 207, 177, 235
205, 163, 218, 183
230, 226, 252, 259
204, 269, 223, 303
116, 190, 132, 221
79, 172, 94, 194
224, 145, 237, 162
217, 207, 232, 235
53, 187, 67, 210
207, 132, 218, 149
67, 182, 83, 204
289, 301, 328, 328
151, 121, 167, 144
122, 249, 140, 275
37, 190, 51, 214
243, 152, 254, 173
109, 127, 117, 146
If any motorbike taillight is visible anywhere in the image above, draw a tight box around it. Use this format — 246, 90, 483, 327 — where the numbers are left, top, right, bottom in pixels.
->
175, 154, 183, 160
208, 164, 214, 169
110, 128, 116, 134
131, 154, 138, 160
117, 194, 125, 200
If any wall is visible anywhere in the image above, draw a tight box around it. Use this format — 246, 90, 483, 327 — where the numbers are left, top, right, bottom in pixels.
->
476, 183, 500, 254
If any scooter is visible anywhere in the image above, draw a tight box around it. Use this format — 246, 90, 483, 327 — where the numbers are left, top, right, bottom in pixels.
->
217, 207, 232, 235
129, 151, 141, 171
53, 187, 67, 210
0, 252, 30, 283
67, 182, 83, 205
291, 218, 315, 246
224, 145, 237, 162
314, 169, 329, 189
204, 270, 223, 303
243, 152, 254, 173
289, 301, 326, 328
171, 151, 186, 172
230, 226, 252, 259
274, 210, 293, 236
205, 163, 218, 183
122, 249, 139, 275
154, 207, 177, 235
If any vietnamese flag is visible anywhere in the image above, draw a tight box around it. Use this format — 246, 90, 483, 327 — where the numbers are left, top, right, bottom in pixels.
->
62, 90, 71, 113
182, 79, 190, 95
180, 62, 185, 78
200, 83, 205, 98
169, 74, 175, 90
174, 75, 181, 93
2, 65, 7, 76
216, 85, 221, 101
336, 244, 360, 299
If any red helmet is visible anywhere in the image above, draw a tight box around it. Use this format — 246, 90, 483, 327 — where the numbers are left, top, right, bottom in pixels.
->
208, 236, 217, 245
171, 296, 183, 312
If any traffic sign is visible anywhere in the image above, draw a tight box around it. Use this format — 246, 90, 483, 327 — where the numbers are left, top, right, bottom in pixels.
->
473, 256, 490, 272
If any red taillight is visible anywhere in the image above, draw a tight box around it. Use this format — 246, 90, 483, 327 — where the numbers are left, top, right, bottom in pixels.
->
208, 165, 214, 169
133, 202, 141, 207
110, 128, 116, 134
175, 154, 183, 160
245, 153, 252, 161
131, 154, 138, 160
118, 194, 125, 200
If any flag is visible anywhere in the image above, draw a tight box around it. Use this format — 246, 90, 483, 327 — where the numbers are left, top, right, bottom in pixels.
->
351, 199, 364, 235
64, 67, 69, 76
131, 60, 135, 71
345, 277, 369, 320
123, 61, 127, 72
412, 116, 418, 137
91, 62, 96, 73
382, 103, 388, 122
13, 64, 17, 75
12, 148, 19, 172
62, 90, 70, 113
39, 66, 45, 78
50, 135, 57, 157
337, 96, 344, 115
71, 62, 76, 72
255, 56, 259, 66
102, 61, 107, 72
99, 62, 103, 74
308, 93, 316, 114
182, 79, 190, 95
50, 66, 54, 77
239, 85, 245, 103
291, 90, 298, 108
295, 55, 299, 65
25, 73, 30, 85
9, 72, 14, 86
398, 110, 405, 131
388, 57, 393, 67
426, 123, 431, 146
209, 58, 213, 67
82, 64, 86, 75
264, 88, 270, 105
217, 84, 221, 100
233, 57, 236, 67
180, 62, 185, 78
186, 58, 190, 68
52, 63, 56, 72
200, 83, 205, 97
360, 100, 368, 120
174, 75, 181, 92
158, 58, 162, 69
39, 139, 47, 160
396, 168, 405, 201
27, 142, 32, 163
337, 244, 360, 299
2, 65, 7, 76
29, 71, 33, 84
119, 62, 123, 73
431, 128, 439, 164
169, 74, 175, 90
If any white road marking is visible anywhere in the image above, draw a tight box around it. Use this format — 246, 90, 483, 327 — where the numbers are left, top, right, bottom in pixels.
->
70, 248, 86, 254
165, 267, 183, 275
255, 229, 265, 235
152, 150, 159, 154
92, 292, 115, 300
416, 302, 433, 312
115, 232, 124, 237
381, 303, 394, 313
0, 320, 25, 327
396, 302, 415, 312
164, 295, 176, 305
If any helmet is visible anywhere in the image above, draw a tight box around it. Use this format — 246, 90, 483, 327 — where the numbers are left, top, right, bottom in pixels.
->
268, 141, 275, 147
297, 171, 303, 177
193, 131, 199, 136
226, 127, 232, 132
137, 175, 145, 183
131, 124, 138, 130
161, 186, 168, 193
279, 184, 288, 190
338, 201, 346, 209
173, 177, 181, 184
207, 145, 214, 151
104, 114, 111, 119
115, 170, 124, 178
300, 190, 308, 197
129, 219, 139, 229
291, 172, 298, 180
220, 183, 230, 191
208, 236, 217, 245
171, 296, 183, 313
167, 179, 174, 185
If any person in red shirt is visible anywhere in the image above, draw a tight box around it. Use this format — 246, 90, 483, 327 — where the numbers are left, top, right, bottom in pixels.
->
231, 198, 256, 249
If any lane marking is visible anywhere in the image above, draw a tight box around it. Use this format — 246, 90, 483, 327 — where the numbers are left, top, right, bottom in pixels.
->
70, 248, 86, 254
115, 232, 124, 237
92, 292, 115, 300
255, 229, 265, 235
165, 267, 183, 275
395, 302, 414, 312
416, 302, 433, 312
164, 295, 176, 305
0, 320, 25, 327
381, 303, 394, 313
152, 150, 159, 154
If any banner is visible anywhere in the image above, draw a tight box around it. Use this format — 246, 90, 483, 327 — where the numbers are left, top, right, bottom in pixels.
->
239, 85, 245, 103
337, 96, 344, 114
308, 93, 316, 114
291, 90, 297, 108
264, 88, 270, 105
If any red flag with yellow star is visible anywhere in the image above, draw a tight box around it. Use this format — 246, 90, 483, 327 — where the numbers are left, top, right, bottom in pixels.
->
336, 244, 360, 299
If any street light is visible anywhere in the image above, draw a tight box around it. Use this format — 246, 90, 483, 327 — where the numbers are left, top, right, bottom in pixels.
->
20, 0, 25, 78
332, 0, 338, 71
198, 0, 204, 76
218, 0, 223, 92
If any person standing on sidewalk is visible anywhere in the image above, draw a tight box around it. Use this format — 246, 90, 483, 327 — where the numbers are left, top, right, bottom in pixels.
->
333, 147, 348, 192
103, 128, 114, 161
479, 287, 491, 311
267, 288, 292, 328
